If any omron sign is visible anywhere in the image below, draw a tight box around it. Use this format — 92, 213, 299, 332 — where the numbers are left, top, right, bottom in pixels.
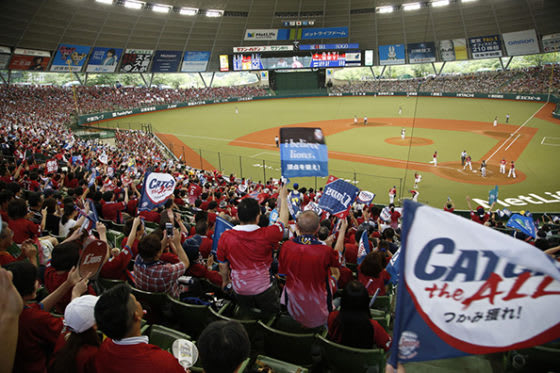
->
233, 45, 294, 53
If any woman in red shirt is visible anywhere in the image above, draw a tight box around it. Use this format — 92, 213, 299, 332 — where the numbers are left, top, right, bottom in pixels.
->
327, 280, 391, 351
358, 251, 391, 296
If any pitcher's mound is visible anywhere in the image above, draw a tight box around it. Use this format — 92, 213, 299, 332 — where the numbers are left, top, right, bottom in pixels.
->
385, 137, 434, 146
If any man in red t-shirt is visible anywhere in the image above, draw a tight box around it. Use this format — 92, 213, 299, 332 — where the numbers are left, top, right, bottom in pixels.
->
278, 211, 341, 328
101, 189, 128, 223
94, 284, 184, 373
466, 195, 495, 225
217, 186, 289, 317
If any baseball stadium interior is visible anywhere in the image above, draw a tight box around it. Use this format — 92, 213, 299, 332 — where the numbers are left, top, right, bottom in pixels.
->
0, 0, 560, 372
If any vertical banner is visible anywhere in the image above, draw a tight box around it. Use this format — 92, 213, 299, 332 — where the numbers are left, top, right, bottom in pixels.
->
219, 54, 229, 72
151, 50, 182, 73
502, 29, 540, 56
181, 51, 211, 72
8, 48, 51, 71
0, 46, 10, 69
317, 176, 359, 218
119, 49, 154, 73
86, 47, 123, 72
542, 33, 560, 53
280, 127, 328, 178
389, 201, 560, 367
379, 44, 406, 65
439, 39, 468, 61
50, 44, 91, 72
469, 35, 503, 59
407, 42, 436, 63
364, 50, 374, 66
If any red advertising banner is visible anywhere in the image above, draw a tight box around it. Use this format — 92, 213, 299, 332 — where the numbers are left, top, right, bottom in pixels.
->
9, 54, 51, 71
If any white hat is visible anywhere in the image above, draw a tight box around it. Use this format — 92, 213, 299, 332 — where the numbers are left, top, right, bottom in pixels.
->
64, 295, 99, 333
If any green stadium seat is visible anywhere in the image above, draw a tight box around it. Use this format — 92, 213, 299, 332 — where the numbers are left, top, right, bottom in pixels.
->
314, 334, 385, 373
371, 295, 392, 314
97, 278, 126, 293
507, 343, 560, 372
147, 324, 192, 353
251, 355, 309, 373
257, 320, 317, 367
271, 312, 326, 335
130, 287, 172, 325
144, 221, 160, 230
167, 295, 212, 339
105, 229, 125, 249
208, 304, 261, 342
112, 222, 126, 233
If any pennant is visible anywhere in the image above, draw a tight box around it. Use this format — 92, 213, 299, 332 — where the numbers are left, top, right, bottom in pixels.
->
357, 229, 371, 264
211, 217, 234, 257
506, 213, 537, 238
317, 176, 359, 219
389, 201, 560, 367
138, 172, 177, 212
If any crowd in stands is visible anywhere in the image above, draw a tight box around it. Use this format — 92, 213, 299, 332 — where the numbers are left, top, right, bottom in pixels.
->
1, 72, 560, 372
330, 64, 560, 95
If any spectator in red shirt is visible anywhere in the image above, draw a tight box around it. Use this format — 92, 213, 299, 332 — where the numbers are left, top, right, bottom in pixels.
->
7, 198, 41, 244
0, 190, 14, 223
5, 261, 88, 373
0, 222, 38, 267
327, 280, 391, 351
101, 189, 128, 224
358, 251, 391, 296
93, 284, 185, 373
466, 195, 495, 225
217, 186, 289, 318
101, 218, 141, 281
133, 228, 190, 298
443, 198, 455, 213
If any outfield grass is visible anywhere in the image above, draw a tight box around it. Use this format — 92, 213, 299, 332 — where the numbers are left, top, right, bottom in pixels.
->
116, 96, 560, 212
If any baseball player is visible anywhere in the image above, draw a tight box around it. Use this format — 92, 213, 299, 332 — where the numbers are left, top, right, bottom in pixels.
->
430, 151, 438, 166
414, 172, 422, 188
354, 115, 358, 125
506, 113, 510, 123
398, 106, 403, 115
460, 150, 467, 166
480, 160, 487, 177
275, 135, 279, 148
364, 115, 368, 126
508, 160, 517, 178
493, 116, 498, 127
463, 155, 472, 170
401, 128, 406, 140
388, 186, 396, 204
500, 158, 506, 174
409, 189, 419, 202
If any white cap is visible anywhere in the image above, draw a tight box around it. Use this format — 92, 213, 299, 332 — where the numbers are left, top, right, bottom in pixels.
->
64, 295, 99, 333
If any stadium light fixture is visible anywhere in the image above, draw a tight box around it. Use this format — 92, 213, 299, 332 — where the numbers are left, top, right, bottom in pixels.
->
205, 9, 224, 17
403, 2, 422, 11
152, 4, 171, 13
95, 0, 113, 4
376, 6, 394, 14
431, 0, 450, 7
124, 0, 144, 10
180, 7, 199, 16
461, 0, 478, 2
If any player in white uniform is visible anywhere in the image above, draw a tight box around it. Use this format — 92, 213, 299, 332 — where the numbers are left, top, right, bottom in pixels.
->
401, 128, 406, 140
508, 161, 517, 178
354, 115, 358, 125
499, 158, 506, 174
493, 117, 498, 127
430, 151, 438, 166
480, 160, 487, 177
463, 155, 472, 170
364, 116, 368, 125
398, 106, 403, 115
414, 172, 422, 188
388, 186, 396, 204
410, 189, 419, 202
506, 114, 510, 123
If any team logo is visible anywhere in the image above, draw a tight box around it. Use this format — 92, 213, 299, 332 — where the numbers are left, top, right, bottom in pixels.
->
145, 172, 176, 204
398, 331, 420, 359
357, 190, 375, 205
79, 239, 108, 278
314, 129, 324, 142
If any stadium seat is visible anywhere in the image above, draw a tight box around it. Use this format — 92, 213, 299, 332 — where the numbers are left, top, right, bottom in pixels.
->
130, 287, 172, 325
271, 312, 326, 335
257, 320, 317, 367
251, 355, 309, 373
99, 218, 114, 229
105, 229, 125, 249
97, 278, 126, 293
507, 343, 560, 372
371, 295, 392, 313
112, 222, 126, 233
314, 334, 385, 373
167, 295, 212, 339
208, 304, 261, 342
144, 221, 160, 230
147, 324, 192, 353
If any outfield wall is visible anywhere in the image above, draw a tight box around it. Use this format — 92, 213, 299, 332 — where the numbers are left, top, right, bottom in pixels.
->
77, 92, 559, 126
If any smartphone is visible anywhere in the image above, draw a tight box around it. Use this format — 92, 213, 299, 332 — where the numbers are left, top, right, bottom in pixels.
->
165, 222, 173, 237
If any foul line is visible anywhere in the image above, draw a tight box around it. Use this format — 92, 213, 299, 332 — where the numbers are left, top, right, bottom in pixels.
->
504, 134, 521, 151
486, 103, 546, 161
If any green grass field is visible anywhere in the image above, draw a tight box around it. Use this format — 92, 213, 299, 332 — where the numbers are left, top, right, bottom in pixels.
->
113, 96, 560, 212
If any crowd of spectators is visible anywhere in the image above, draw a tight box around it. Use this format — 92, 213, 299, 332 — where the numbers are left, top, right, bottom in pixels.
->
330, 64, 560, 95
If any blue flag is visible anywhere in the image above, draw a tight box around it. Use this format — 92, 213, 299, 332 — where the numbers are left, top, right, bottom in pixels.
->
280, 127, 328, 178
80, 199, 99, 232
356, 229, 371, 264
488, 185, 499, 206
317, 176, 359, 218
388, 200, 560, 368
138, 172, 177, 212
212, 216, 234, 257
287, 190, 302, 219
385, 248, 400, 285
268, 209, 279, 225
88, 169, 98, 187
506, 213, 537, 238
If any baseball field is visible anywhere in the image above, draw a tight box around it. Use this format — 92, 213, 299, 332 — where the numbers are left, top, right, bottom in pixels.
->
113, 96, 560, 212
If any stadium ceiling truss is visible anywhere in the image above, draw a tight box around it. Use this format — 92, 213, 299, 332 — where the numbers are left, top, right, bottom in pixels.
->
0, 0, 559, 71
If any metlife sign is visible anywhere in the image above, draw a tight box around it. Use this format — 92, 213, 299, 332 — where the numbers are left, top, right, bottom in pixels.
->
244, 29, 279, 41
233, 45, 294, 53
502, 29, 540, 56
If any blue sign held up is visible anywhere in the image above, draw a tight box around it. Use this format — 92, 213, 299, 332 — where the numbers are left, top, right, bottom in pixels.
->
280, 127, 328, 178
317, 176, 359, 218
